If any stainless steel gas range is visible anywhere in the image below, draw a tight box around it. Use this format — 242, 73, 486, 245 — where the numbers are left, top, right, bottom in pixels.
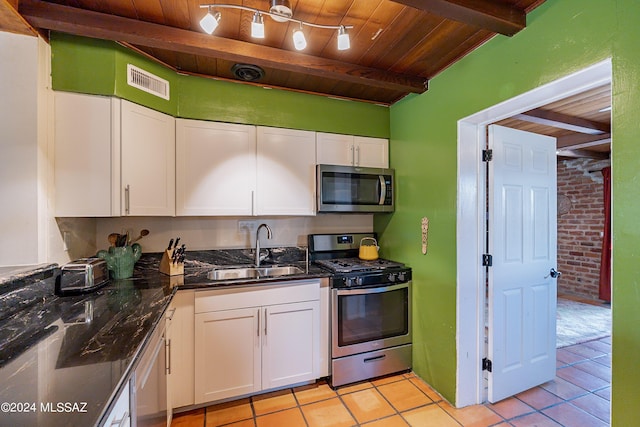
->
308, 233, 412, 388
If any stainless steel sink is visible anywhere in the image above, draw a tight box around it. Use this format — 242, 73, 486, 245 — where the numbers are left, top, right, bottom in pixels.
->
207, 265, 304, 281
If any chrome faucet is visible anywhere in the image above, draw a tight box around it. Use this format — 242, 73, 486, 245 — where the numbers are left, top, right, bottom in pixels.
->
255, 223, 272, 266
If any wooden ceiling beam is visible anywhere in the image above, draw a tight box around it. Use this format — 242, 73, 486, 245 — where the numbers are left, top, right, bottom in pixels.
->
390, 0, 525, 36
19, 0, 428, 94
557, 133, 611, 149
0, 0, 37, 36
556, 149, 609, 160
515, 108, 610, 135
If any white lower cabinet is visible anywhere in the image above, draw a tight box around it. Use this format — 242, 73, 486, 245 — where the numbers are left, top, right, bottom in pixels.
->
167, 290, 195, 409
194, 281, 320, 404
101, 381, 130, 427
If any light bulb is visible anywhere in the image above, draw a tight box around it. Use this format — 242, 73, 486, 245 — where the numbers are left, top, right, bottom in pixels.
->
251, 12, 265, 39
337, 26, 350, 51
293, 28, 307, 50
200, 10, 221, 35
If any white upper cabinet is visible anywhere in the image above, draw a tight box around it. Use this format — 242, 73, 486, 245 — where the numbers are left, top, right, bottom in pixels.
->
176, 119, 256, 216
54, 93, 175, 217
55, 92, 119, 216
121, 100, 175, 216
256, 126, 316, 216
316, 132, 389, 168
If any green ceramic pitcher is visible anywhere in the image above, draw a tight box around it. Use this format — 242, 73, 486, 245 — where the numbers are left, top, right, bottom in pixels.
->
97, 243, 142, 280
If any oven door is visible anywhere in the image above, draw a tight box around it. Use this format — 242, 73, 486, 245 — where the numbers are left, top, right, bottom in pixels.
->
331, 282, 411, 358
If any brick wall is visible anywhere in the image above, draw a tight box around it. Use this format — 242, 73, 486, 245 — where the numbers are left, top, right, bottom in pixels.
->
557, 159, 609, 301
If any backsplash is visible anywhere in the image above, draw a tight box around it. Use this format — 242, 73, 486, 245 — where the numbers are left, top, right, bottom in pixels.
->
93, 215, 373, 255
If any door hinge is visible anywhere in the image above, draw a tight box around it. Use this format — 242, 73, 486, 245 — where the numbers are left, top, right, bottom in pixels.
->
482, 149, 493, 162
482, 254, 493, 267
482, 358, 493, 372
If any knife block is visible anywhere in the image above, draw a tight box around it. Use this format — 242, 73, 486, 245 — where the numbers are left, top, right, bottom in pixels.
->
159, 249, 184, 276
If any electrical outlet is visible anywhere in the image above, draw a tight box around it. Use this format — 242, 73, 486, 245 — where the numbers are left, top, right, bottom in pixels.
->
238, 220, 257, 233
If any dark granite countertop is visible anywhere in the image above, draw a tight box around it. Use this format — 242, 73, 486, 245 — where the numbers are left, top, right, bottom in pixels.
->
0, 247, 329, 426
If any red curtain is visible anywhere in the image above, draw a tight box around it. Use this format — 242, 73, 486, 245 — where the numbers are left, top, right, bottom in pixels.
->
599, 166, 612, 302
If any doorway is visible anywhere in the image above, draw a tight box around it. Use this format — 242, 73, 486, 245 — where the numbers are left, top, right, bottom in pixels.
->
455, 59, 612, 407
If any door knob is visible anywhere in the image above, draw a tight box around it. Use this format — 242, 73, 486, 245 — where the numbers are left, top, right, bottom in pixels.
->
546, 268, 562, 279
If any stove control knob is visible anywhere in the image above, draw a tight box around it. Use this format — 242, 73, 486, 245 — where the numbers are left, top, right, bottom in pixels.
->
397, 272, 406, 282
356, 277, 364, 286
388, 273, 397, 282
345, 278, 354, 287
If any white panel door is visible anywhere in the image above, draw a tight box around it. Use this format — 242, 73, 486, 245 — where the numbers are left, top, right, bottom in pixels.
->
487, 125, 558, 403
194, 308, 261, 403
176, 119, 256, 216
121, 100, 175, 216
256, 126, 316, 215
262, 301, 320, 390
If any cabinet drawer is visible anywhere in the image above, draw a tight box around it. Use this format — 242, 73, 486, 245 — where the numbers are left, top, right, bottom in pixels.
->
195, 280, 320, 313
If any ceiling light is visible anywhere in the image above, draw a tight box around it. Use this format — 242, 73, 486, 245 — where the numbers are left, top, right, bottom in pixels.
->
269, 0, 292, 23
337, 26, 350, 51
292, 26, 307, 51
199, 3, 353, 50
199, 7, 221, 34
251, 12, 265, 38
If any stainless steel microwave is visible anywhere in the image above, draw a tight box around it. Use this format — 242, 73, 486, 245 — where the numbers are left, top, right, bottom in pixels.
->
317, 164, 394, 213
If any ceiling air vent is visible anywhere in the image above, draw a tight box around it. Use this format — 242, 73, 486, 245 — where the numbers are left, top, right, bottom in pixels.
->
232, 64, 265, 82
127, 64, 170, 100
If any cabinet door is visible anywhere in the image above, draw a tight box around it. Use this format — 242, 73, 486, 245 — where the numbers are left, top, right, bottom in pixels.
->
316, 132, 354, 166
54, 92, 120, 216
354, 136, 389, 168
121, 100, 175, 216
262, 301, 320, 390
194, 308, 261, 403
167, 291, 194, 409
256, 126, 316, 215
176, 120, 256, 216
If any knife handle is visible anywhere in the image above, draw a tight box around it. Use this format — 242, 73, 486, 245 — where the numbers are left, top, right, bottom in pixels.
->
167, 238, 174, 251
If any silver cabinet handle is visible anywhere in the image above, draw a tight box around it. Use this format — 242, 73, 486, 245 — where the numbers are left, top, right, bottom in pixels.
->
257, 309, 260, 337
166, 307, 176, 321
124, 185, 130, 215
264, 308, 268, 336
166, 338, 171, 375
350, 144, 355, 165
110, 410, 129, 427
355, 145, 360, 166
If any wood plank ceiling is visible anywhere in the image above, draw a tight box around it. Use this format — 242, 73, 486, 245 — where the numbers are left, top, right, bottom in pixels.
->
11, 0, 546, 105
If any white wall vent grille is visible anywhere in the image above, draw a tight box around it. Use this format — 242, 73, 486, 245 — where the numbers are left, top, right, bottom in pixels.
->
127, 64, 170, 100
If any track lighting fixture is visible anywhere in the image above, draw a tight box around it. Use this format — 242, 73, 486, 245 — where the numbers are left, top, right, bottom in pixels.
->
199, 2, 352, 51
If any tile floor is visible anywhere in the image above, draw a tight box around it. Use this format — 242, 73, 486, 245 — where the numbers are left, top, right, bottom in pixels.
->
172, 337, 611, 427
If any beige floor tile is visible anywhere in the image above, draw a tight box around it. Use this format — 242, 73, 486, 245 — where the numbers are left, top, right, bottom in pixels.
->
362, 414, 410, 426
372, 373, 407, 386
251, 389, 297, 416
224, 420, 256, 427
336, 381, 373, 395
401, 404, 460, 427
438, 400, 503, 427
206, 398, 253, 426
255, 407, 306, 427
488, 396, 535, 420
341, 388, 396, 424
408, 377, 443, 402
300, 397, 356, 427
293, 381, 337, 405
377, 380, 432, 412
172, 408, 205, 427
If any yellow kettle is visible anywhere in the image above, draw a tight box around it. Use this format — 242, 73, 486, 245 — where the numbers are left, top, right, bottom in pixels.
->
358, 237, 380, 260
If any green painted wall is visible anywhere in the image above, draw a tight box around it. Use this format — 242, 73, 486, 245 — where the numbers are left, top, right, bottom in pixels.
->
381, 0, 639, 423
50, 33, 389, 137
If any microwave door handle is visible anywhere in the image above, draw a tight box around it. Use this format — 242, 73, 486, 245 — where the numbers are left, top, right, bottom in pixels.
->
378, 175, 386, 205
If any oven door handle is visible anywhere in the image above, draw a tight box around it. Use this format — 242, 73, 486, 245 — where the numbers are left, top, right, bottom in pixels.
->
333, 282, 409, 296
